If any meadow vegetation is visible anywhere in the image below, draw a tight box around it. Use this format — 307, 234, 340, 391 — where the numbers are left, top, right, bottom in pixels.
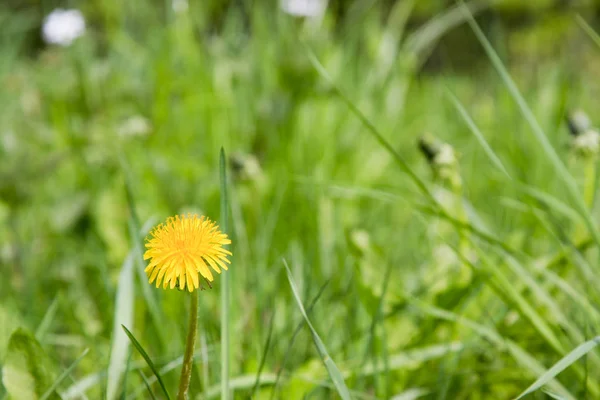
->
2, 1, 600, 399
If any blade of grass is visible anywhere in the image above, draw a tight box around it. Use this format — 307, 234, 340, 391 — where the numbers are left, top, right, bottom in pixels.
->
576, 14, 600, 49
543, 391, 570, 400
542, 269, 600, 325
430, 233, 569, 360
107, 251, 135, 400
411, 300, 576, 399
502, 253, 587, 348
139, 371, 159, 400
251, 310, 275, 398
459, 0, 600, 249
270, 279, 330, 400
122, 166, 168, 349
415, 203, 522, 257
283, 259, 352, 400
461, 244, 565, 354
350, 342, 465, 378
121, 325, 171, 400
219, 147, 231, 400
359, 256, 393, 397
119, 350, 133, 400
126, 350, 220, 399
516, 337, 600, 399
35, 296, 59, 341
63, 372, 104, 399
376, 0, 414, 79
446, 239, 600, 395
448, 86, 584, 232
521, 186, 583, 226
200, 332, 209, 398
404, 0, 489, 66
446, 90, 511, 179
207, 374, 278, 398
302, 44, 434, 203
40, 348, 90, 400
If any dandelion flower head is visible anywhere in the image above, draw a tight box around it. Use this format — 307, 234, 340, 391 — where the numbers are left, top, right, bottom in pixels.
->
144, 214, 231, 292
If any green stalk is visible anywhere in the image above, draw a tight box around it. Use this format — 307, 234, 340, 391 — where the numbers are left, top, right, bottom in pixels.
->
575, 157, 597, 242
219, 148, 230, 400
454, 181, 468, 254
584, 157, 597, 209
177, 290, 199, 400
449, 167, 471, 286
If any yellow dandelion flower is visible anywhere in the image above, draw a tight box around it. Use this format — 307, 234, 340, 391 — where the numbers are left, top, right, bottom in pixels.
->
143, 214, 231, 292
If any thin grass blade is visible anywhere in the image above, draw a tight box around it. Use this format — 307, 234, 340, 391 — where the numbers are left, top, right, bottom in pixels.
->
543, 390, 570, 400
40, 348, 90, 400
122, 165, 168, 348
120, 350, 133, 400
516, 337, 600, 399
404, 0, 489, 65
270, 280, 330, 400
413, 300, 576, 399
446, 90, 511, 179
107, 251, 135, 400
139, 371, 158, 400
302, 44, 434, 203
283, 259, 352, 400
121, 325, 171, 400
219, 147, 231, 400
251, 310, 275, 398
520, 186, 583, 226
576, 15, 600, 49
35, 296, 59, 341
459, 1, 600, 248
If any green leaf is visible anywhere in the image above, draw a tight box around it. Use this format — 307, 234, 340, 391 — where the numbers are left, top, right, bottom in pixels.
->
516, 337, 600, 399
2, 328, 60, 400
283, 259, 352, 400
121, 325, 171, 400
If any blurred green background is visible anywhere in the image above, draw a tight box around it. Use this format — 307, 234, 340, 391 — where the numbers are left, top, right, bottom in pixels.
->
3, 0, 600, 399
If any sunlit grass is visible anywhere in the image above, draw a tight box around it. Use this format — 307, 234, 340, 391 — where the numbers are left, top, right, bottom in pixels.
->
1, 1, 600, 398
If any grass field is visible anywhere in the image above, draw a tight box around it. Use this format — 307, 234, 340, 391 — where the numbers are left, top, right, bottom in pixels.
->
2, 1, 600, 399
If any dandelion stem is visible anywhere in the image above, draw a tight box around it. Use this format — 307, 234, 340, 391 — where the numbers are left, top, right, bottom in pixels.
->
177, 290, 199, 400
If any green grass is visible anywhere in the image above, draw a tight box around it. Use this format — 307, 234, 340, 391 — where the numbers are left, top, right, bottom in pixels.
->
2, 1, 600, 398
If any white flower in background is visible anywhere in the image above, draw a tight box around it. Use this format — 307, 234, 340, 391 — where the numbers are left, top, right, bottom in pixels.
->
42, 9, 86, 47
281, 0, 326, 17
